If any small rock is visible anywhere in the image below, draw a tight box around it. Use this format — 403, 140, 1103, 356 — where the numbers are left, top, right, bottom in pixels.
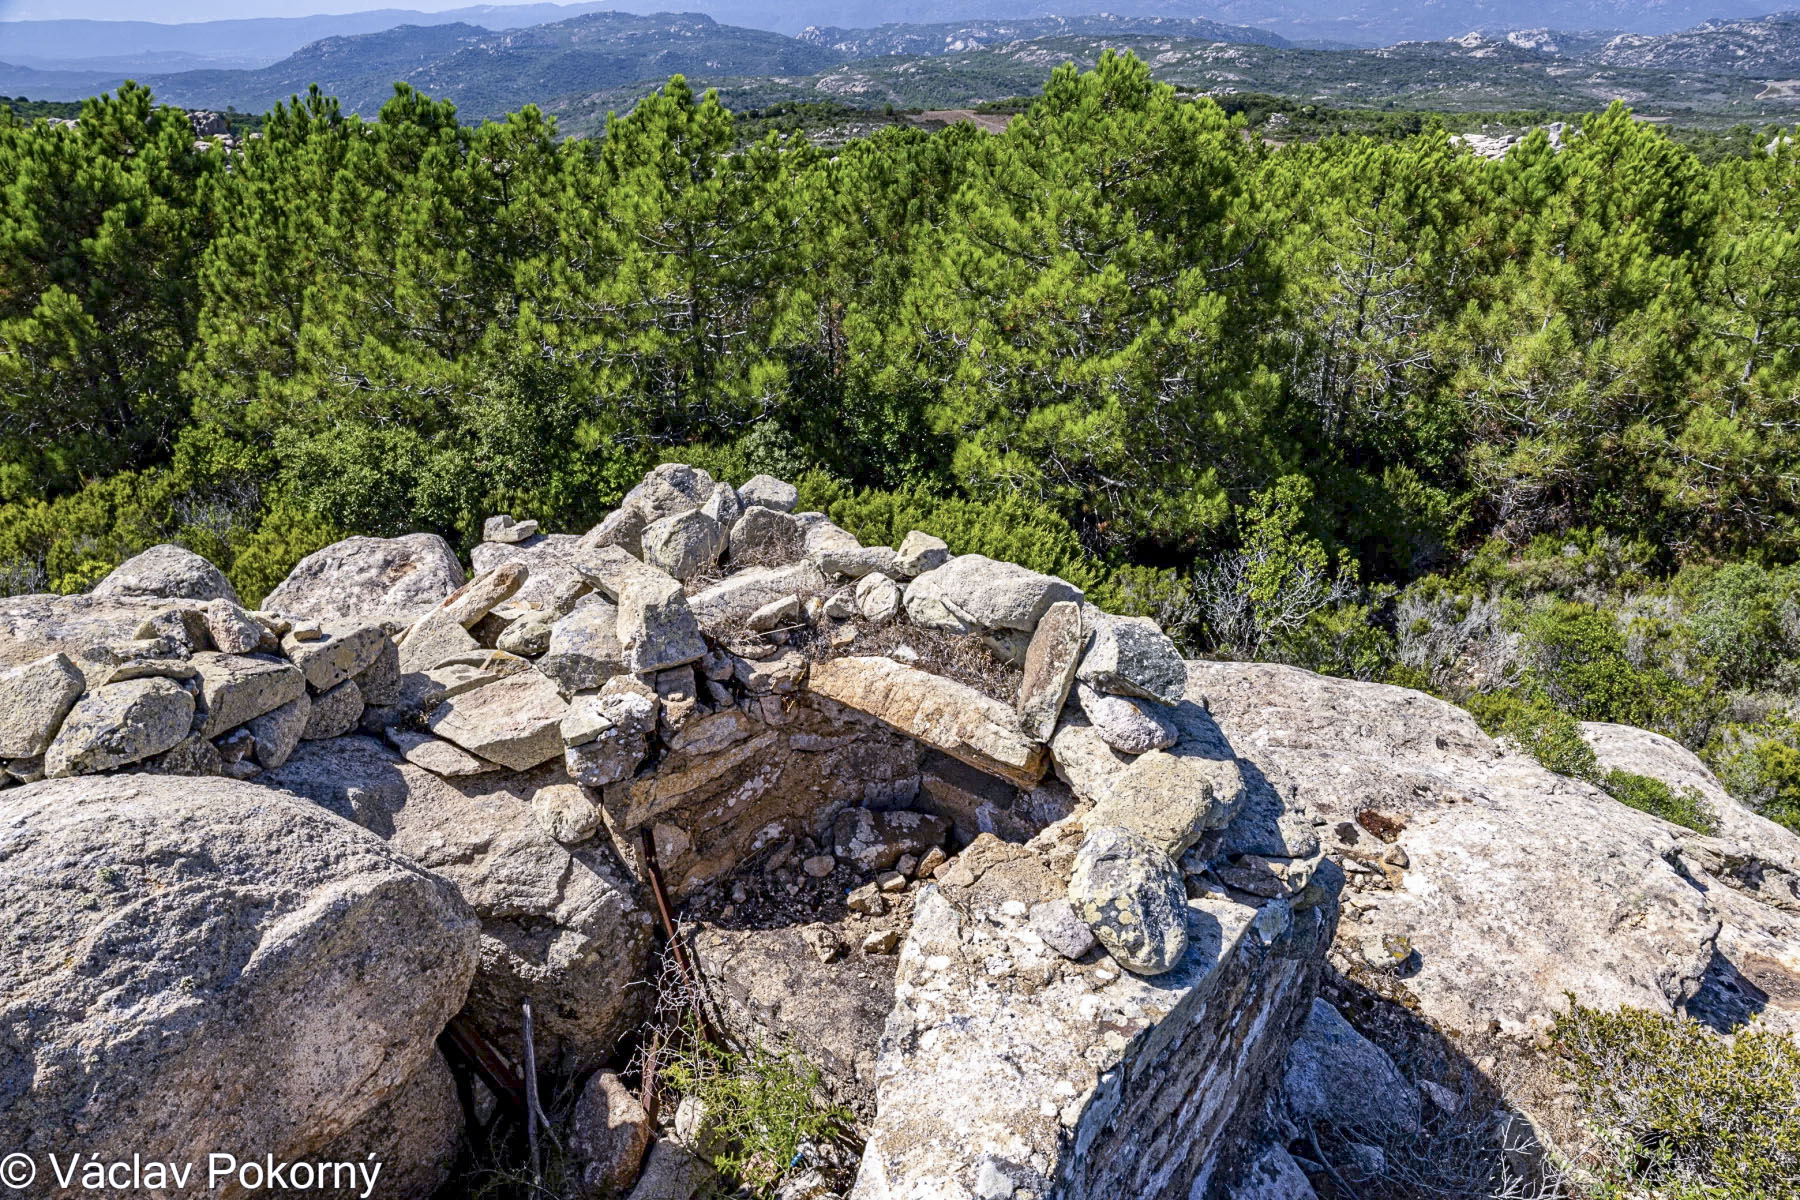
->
1076, 611, 1187, 705
289, 623, 323, 642
568, 1069, 652, 1199
533, 783, 604, 844
484, 516, 539, 544
203, 600, 267, 655
802, 854, 837, 879
917, 846, 948, 877
748, 593, 802, 633
738, 474, 798, 512
301, 679, 363, 740
245, 693, 310, 769
1029, 899, 1097, 960
497, 617, 553, 656
896, 853, 920, 877
894, 530, 950, 579
854, 572, 901, 623
800, 923, 846, 964
1076, 682, 1178, 754
876, 870, 906, 893
823, 588, 857, 620
846, 883, 888, 916
148, 734, 223, 777
385, 727, 499, 776
861, 927, 900, 955
1383, 844, 1410, 869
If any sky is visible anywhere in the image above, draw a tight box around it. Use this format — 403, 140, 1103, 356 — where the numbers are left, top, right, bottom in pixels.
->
0, 0, 489, 19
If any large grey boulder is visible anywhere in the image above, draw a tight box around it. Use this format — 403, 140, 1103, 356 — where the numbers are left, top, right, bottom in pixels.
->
0, 774, 479, 1171
0, 652, 84, 758
1068, 824, 1189, 975
262, 737, 655, 1069
43, 677, 195, 777
1282, 998, 1421, 1134
903, 554, 1082, 635
91, 543, 239, 604
262, 534, 465, 622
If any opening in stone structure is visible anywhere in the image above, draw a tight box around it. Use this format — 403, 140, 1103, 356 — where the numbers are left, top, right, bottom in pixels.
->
605, 662, 1078, 1116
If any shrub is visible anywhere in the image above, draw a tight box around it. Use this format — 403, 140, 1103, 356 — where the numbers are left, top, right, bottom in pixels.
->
1466, 689, 1601, 781
1600, 769, 1717, 835
661, 1028, 854, 1199
1709, 718, 1800, 836
1551, 1000, 1800, 1196
1684, 562, 1799, 688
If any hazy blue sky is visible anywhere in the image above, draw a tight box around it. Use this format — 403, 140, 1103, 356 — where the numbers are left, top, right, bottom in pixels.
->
0, 0, 481, 19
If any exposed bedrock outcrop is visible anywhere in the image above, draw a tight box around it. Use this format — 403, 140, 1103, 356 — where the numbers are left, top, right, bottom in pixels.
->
1192, 661, 1800, 1038
0, 774, 480, 1190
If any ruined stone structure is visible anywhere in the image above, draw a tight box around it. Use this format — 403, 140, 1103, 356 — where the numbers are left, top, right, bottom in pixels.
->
0, 465, 1341, 1199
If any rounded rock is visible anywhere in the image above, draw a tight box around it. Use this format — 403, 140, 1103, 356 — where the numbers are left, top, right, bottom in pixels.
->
1068, 825, 1189, 975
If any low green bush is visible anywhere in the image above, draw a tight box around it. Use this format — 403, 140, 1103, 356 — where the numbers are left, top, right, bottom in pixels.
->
1599, 769, 1717, 835
1551, 1000, 1800, 1197
662, 1030, 853, 1199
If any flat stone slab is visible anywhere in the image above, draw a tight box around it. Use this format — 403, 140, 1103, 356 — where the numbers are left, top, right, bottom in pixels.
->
849, 845, 1335, 1200
426, 669, 569, 771
190, 652, 307, 739
809, 656, 1047, 789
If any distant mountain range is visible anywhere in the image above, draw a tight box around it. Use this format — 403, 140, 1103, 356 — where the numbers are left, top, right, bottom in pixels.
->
3, 7, 1798, 128
1, 0, 1792, 61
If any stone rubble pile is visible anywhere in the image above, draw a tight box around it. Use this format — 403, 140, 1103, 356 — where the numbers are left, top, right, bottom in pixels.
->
0, 463, 1346, 1200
